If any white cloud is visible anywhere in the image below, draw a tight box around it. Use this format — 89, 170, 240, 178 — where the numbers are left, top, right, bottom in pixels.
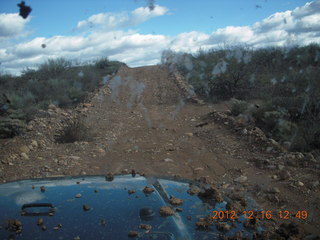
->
205, 0, 320, 48
76, 12, 129, 30
0, 30, 171, 74
207, 26, 254, 45
291, 0, 320, 17
75, 5, 168, 31
1, 1, 320, 75
0, 13, 30, 41
252, 11, 292, 33
130, 4, 168, 25
169, 31, 209, 53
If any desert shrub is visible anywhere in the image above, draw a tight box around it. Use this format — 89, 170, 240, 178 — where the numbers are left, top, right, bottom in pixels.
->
6, 92, 27, 109
21, 68, 38, 80
163, 47, 255, 101
67, 87, 86, 103
312, 129, 320, 148
80, 70, 100, 91
263, 111, 286, 131
274, 119, 298, 142
22, 105, 39, 121
251, 102, 276, 122
95, 57, 110, 70
212, 48, 252, 99
0, 117, 26, 138
55, 120, 92, 143
292, 122, 320, 151
6, 109, 25, 120
230, 99, 249, 116
38, 58, 71, 78
37, 100, 51, 110
0, 56, 124, 139
104, 61, 126, 74
161, 43, 320, 151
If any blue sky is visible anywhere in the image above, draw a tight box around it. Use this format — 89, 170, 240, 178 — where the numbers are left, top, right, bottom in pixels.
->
1, 0, 320, 74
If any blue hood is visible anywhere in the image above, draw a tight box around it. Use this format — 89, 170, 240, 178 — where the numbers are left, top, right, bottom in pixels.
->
0, 174, 259, 239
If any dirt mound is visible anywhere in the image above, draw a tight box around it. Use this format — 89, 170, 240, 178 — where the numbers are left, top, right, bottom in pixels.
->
0, 65, 319, 237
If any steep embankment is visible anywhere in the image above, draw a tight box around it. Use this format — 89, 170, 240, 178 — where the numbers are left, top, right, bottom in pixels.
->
0, 65, 319, 237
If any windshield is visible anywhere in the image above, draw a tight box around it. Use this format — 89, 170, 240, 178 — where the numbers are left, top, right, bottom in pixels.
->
0, 0, 319, 239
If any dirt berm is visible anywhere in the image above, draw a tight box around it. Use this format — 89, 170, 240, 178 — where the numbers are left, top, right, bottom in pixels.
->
0, 65, 319, 238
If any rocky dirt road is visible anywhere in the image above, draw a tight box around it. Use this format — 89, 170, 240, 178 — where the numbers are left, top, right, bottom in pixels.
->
0, 65, 319, 237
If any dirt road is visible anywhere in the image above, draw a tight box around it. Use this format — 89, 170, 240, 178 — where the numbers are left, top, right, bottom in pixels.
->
0, 65, 319, 237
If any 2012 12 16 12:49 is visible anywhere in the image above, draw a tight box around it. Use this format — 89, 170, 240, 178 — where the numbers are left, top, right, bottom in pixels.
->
211, 210, 308, 220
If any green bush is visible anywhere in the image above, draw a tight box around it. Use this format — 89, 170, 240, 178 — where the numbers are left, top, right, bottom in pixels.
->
0, 117, 26, 138
293, 122, 320, 151
38, 58, 71, 78
37, 100, 50, 110
0, 56, 124, 139
67, 87, 86, 103
274, 119, 298, 142
55, 120, 92, 143
263, 111, 286, 131
95, 57, 109, 70
162, 43, 320, 151
251, 101, 276, 123
80, 70, 100, 91
230, 99, 249, 116
104, 61, 126, 74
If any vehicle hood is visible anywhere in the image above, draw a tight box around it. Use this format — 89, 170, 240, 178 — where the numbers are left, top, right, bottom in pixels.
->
0, 174, 257, 239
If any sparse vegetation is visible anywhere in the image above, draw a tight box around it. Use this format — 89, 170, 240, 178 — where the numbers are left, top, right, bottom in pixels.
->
0, 57, 125, 138
163, 43, 320, 151
54, 119, 92, 143
230, 99, 249, 116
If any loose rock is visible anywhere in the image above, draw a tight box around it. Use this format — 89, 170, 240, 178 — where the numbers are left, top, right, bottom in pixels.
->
216, 222, 231, 232
159, 206, 174, 216
198, 185, 223, 202
128, 231, 139, 238
83, 205, 91, 211
187, 185, 201, 195
105, 173, 114, 181
37, 218, 44, 226
143, 186, 154, 194
164, 158, 173, 162
31, 140, 38, 148
21, 153, 29, 160
234, 175, 247, 183
139, 224, 152, 231
128, 190, 136, 194
6, 219, 22, 233
169, 196, 183, 206
195, 217, 212, 229
75, 193, 82, 198
267, 187, 280, 194
20, 145, 30, 153
296, 181, 304, 187
279, 170, 291, 180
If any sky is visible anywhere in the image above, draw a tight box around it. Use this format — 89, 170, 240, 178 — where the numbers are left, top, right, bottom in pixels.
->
0, 0, 320, 75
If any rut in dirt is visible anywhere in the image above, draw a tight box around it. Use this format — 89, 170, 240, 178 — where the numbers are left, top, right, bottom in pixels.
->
80, 65, 228, 179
